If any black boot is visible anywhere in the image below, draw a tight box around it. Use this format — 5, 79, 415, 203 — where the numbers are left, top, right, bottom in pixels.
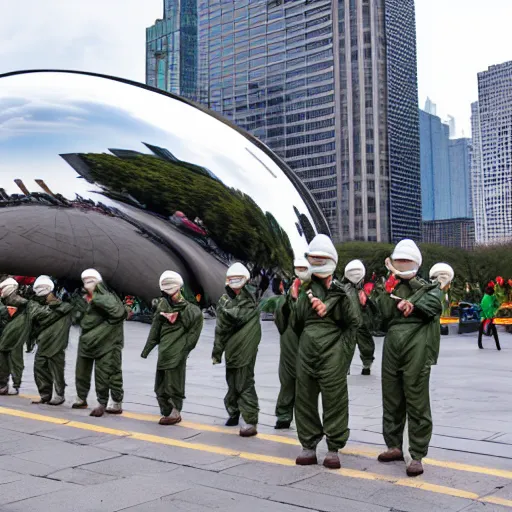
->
274, 420, 291, 430
225, 414, 240, 427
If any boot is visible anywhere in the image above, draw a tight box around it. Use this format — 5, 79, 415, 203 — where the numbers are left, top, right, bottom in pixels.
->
49, 395, 65, 406
106, 401, 123, 415
378, 448, 404, 463
323, 451, 341, 469
406, 460, 424, 477
274, 420, 291, 430
89, 405, 106, 417
0, 386, 8, 395
225, 413, 240, 427
361, 367, 371, 376
8, 387, 19, 396
159, 408, 182, 426
296, 449, 318, 466
32, 396, 50, 404
240, 424, 258, 438
72, 398, 88, 409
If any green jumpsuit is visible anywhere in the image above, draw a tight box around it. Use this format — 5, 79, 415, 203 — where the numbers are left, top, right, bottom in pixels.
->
0, 294, 34, 390
75, 283, 126, 406
274, 291, 300, 424
377, 278, 443, 461
30, 297, 73, 402
213, 285, 261, 426
291, 278, 362, 452
342, 280, 376, 372
141, 296, 203, 416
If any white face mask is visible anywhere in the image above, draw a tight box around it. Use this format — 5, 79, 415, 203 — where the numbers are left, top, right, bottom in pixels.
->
295, 267, 311, 283
227, 277, 247, 290
307, 256, 336, 278
345, 269, 365, 285
387, 259, 419, 280
83, 278, 99, 293
0, 284, 17, 298
34, 285, 53, 297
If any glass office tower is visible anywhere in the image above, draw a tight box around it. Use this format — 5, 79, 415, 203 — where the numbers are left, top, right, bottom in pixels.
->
148, 0, 421, 243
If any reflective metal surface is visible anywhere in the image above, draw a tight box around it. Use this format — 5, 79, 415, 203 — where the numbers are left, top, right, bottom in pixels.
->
0, 70, 328, 305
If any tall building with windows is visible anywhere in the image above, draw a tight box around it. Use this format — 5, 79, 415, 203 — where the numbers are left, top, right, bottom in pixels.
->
146, 0, 198, 99
471, 61, 512, 245
147, 0, 421, 243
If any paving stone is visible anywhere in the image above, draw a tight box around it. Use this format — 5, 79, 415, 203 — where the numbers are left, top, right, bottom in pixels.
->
2, 474, 191, 512
80, 454, 178, 477
0, 475, 78, 505
13, 443, 120, 469
0, 454, 56, 477
46, 467, 120, 486
0, 468, 22, 485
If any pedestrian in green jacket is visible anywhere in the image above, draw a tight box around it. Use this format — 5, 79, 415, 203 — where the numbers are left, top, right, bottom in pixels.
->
377, 240, 445, 478
141, 271, 203, 425
213, 262, 261, 438
72, 269, 126, 417
478, 284, 501, 350
30, 276, 73, 406
0, 278, 33, 395
343, 259, 375, 376
274, 258, 311, 430
293, 235, 362, 470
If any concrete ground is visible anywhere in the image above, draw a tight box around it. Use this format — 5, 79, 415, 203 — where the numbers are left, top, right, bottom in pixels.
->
0, 321, 511, 511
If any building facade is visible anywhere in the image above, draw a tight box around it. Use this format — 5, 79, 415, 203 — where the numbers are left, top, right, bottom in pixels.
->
146, 0, 198, 99
147, 0, 421, 243
471, 61, 512, 244
420, 109, 473, 248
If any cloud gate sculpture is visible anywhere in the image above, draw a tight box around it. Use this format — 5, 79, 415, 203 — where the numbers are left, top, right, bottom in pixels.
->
0, 70, 329, 310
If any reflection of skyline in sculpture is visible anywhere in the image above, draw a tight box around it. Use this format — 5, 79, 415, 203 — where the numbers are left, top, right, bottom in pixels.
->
0, 69, 330, 306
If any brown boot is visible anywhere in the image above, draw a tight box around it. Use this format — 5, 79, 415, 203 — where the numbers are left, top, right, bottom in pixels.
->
0, 386, 8, 395
296, 449, 318, 466
72, 398, 88, 409
89, 405, 106, 417
239, 425, 258, 438
323, 451, 341, 469
159, 415, 182, 426
378, 448, 404, 463
406, 460, 424, 477
31, 397, 50, 404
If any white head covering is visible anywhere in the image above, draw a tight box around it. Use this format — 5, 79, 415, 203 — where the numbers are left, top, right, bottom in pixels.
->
294, 258, 311, 283
0, 278, 18, 299
391, 239, 422, 266
305, 234, 338, 278
344, 259, 366, 285
33, 275, 55, 297
226, 262, 250, 290
81, 268, 102, 292
429, 263, 455, 288
159, 271, 184, 295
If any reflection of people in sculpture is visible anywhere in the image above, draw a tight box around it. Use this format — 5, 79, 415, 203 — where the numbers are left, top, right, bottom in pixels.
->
292, 235, 361, 469
73, 269, 126, 417
141, 271, 203, 425
29, 276, 74, 406
0, 278, 33, 395
273, 259, 311, 430
342, 260, 376, 376
377, 240, 444, 477
212, 263, 261, 438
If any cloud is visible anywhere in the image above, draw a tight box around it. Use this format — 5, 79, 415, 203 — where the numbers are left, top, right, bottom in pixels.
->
0, 0, 162, 82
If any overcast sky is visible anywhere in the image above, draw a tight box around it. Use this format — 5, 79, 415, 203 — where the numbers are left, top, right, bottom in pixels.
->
0, 0, 511, 137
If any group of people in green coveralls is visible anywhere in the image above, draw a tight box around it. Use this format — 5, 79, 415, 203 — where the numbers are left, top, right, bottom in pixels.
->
0, 233, 452, 479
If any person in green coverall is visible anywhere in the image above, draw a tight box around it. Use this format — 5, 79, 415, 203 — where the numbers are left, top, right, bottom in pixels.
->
343, 259, 376, 376
212, 262, 261, 438
29, 276, 74, 406
273, 258, 311, 430
72, 269, 126, 417
292, 235, 362, 470
141, 271, 203, 425
0, 278, 33, 395
377, 240, 445, 477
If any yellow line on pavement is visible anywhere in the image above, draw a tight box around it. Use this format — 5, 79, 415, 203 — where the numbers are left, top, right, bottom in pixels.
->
1, 404, 512, 507
15, 394, 512, 481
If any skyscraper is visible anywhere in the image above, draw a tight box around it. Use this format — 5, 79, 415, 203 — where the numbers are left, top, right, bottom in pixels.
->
420, 110, 473, 248
424, 97, 437, 116
472, 61, 512, 244
147, 0, 421, 243
146, 0, 198, 99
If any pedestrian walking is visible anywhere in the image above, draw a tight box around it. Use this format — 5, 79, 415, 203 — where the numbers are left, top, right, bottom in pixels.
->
478, 283, 501, 350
